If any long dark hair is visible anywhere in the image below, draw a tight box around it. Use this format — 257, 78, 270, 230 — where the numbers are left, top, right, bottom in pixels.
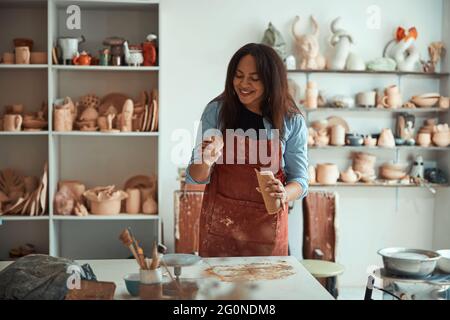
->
216, 43, 300, 138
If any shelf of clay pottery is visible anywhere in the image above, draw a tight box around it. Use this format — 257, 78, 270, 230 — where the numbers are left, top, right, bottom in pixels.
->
51, 131, 159, 137
52, 214, 159, 221
309, 182, 449, 188
0, 216, 49, 221
52, 66, 159, 72
302, 107, 449, 113
0, 131, 49, 136
309, 146, 450, 151
288, 69, 450, 77
0, 64, 48, 69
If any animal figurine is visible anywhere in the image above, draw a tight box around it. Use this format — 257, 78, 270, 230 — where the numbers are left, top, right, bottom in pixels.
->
384, 27, 420, 72
410, 155, 424, 179
124, 41, 143, 67
261, 22, 287, 60
291, 16, 326, 70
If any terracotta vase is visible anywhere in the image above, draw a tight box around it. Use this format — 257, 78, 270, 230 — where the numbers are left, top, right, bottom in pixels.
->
3, 114, 23, 131
316, 163, 339, 185
377, 128, 396, 148
125, 188, 141, 214
15, 46, 30, 64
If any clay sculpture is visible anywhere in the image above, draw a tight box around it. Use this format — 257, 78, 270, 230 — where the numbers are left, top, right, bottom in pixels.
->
292, 16, 326, 70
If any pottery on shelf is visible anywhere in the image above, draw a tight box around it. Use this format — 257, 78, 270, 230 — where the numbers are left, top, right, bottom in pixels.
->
316, 163, 339, 185
125, 188, 141, 214
3, 114, 23, 131
439, 97, 450, 109
384, 26, 420, 72
330, 124, 346, 146
379, 162, 408, 180
432, 131, 450, 147
364, 135, 377, 147
382, 85, 402, 109
304, 81, 318, 109
340, 166, 361, 183
30, 52, 47, 64
377, 128, 396, 148
124, 41, 143, 67
308, 165, 316, 184
352, 152, 376, 177
416, 132, 432, 147
15, 46, 30, 64
411, 93, 440, 108
346, 133, 363, 146
356, 91, 376, 107
291, 15, 326, 70
72, 51, 92, 65
118, 99, 134, 132
314, 129, 330, 147
83, 185, 128, 215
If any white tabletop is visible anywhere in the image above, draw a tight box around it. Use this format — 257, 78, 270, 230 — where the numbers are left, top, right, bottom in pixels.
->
0, 256, 333, 300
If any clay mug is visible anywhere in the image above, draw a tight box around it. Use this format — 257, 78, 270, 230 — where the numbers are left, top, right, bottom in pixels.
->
439, 96, 450, 109
3, 114, 23, 131
356, 91, 376, 107
330, 125, 345, 146
316, 163, 339, 185
340, 166, 362, 183
2, 52, 15, 64
305, 81, 319, 109
15, 46, 30, 64
416, 132, 431, 147
125, 188, 141, 214
382, 85, 402, 109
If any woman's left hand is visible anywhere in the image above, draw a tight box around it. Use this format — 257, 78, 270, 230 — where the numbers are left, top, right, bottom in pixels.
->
265, 178, 288, 204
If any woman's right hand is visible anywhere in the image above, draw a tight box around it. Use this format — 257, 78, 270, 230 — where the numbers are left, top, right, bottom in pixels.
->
201, 136, 224, 167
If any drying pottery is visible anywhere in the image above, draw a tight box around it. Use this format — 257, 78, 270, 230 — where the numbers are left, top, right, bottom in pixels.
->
97, 116, 108, 131
304, 81, 318, 109
125, 188, 141, 214
352, 152, 376, 177
316, 163, 339, 185
53, 108, 73, 131
15, 46, 30, 64
7, 104, 25, 115
346, 134, 363, 146
330, 124, 345, 146
58, 36, 85, 64
255, 169, 281, 214
79, 106, 99, 122
382, 85, 402, 109
314, 130, 330, 147
377, 128, 396, 148
439, 97, 450, 109
58, 180, 85, 203
2, 52, 14, 64
74, 203, 89, 216
432, 132, 450, 147
380, 163, 408, 180
327, 116, 350, 133
142, 197, 158, 215
308, 165, 316, 184
13, 38, 33, 50
54, 185, 75, 215
30, 52, 47, 64
356, 91, 376, 107
364, 135, 377, 147
311, 119, 328, 132
307, 128, 316, 146
83, 185, 128, 215
291, 15, 326, 70
3, 114, 23, 131
411, 94, 440, 108
330, 95, 355, 108
340, 166, 361, 183
416, 132, 431, 147
22, 118, 47, 130
80, 94, 100, 109
124, 175, 157, 192
422, 42, 446, 73
118, 99, 134, 132
100, 93, 129, 114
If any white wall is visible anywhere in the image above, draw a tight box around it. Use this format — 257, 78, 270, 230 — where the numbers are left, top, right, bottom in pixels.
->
159, 0, 446, 287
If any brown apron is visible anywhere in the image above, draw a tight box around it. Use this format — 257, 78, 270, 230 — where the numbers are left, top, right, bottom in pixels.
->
199, 134, 288, 257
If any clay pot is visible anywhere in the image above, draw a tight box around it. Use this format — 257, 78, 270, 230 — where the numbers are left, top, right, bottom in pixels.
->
432, 132, 450, 147
340, 167, 362, 183
142, 197, 158, 215
84, 189, 128, 215
54, 108, 73, 131
379, 163, 408, 180
305, 81, 319, 109
353, 152, 376, 176
3, 114, 22, 131
316, 163, 339, 185
382, 85, 402, 109
364, 136, 377, 147
416, 132, 431, 147
439, 97, 450, 109
377, 128, 396, 148
2, 52, 14, 64
58, 180, 85, 203
30, 52, 47, 64
15, 46, 30, 64
330, 125, 345, 146
97, 116, 108, 131
314, 130, 330, 147
125, 188, 141, 214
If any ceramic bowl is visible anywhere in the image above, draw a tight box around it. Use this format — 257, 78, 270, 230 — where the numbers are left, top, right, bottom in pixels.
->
346, 134, 364, 146
395, 138, 405, 146
124, 273, 140, 296
411, 94, 440, 108
379, 165, 407, 180
432, 132, 450, 147
436, 250, 450, 273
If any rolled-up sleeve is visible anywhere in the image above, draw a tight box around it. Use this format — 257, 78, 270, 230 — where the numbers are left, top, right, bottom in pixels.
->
284, 114, 309, 200
185, 101, 221, 185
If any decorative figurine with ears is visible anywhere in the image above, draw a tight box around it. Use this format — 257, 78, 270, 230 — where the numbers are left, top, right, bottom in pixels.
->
410, 155, 424, 179
291, 15, 326, 70
384, 27, 421, 72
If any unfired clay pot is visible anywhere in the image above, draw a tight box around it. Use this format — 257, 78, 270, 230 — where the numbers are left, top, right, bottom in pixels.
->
3, 114, 23, 131
432, 132, 450, 147
340, 167, 361, 183
316, 163, 339, 185
54, 108, 73, 131
330, 125, 345, 146
377, 128, 396, 148
15, 46, 30, 64
416, 132, 431, 147
125, 188, 141, 214
308, 165, 316, 184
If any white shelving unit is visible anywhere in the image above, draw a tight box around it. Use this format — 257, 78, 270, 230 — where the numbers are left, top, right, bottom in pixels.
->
0, 0, 160, 260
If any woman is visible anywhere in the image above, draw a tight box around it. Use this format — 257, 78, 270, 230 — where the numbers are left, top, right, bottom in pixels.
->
186, 43, 308, 257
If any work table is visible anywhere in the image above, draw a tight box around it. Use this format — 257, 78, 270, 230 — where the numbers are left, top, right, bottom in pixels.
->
0, 256, 333, 300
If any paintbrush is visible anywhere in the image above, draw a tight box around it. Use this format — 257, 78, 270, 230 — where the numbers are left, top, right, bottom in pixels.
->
136, 245, 147, 270
119, 229, 143, 268
150, 242, 160, 270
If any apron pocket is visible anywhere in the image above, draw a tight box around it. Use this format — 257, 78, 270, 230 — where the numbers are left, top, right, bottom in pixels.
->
208, 192, 279, 244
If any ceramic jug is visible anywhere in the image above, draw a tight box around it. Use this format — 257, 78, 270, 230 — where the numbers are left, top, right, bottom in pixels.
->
340, 166, 362, 183
15, 46, 30, 64
3, 114, 23, 131
316, 163, 339, 185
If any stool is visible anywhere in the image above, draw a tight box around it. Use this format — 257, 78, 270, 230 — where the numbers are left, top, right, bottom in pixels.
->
301, 259, 345, 298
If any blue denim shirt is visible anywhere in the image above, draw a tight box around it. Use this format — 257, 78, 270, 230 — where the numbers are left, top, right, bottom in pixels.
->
185, 100, 309, 200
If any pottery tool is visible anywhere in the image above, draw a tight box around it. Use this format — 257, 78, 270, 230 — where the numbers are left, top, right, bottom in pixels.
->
254, 169, 281, 215
119, 229, 143, 269
136, 245, 147, 270
150, 242, 160, 270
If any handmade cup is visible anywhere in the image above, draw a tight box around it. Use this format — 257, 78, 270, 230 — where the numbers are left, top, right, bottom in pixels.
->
330, 125, 346, 146
125, 188, 141, 214
356, 91, 376, 107
15, 46, 30, 64
416, 132, 431, 147
255, 169, 281, 214
382, 85, 402, 109
316, 163, 339, 185
2, 52, 15, 64
3, 114, 23, 131
340, 167, 362, 183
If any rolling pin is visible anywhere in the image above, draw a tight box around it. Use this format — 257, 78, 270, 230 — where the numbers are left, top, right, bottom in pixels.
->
255, 169, 281, 215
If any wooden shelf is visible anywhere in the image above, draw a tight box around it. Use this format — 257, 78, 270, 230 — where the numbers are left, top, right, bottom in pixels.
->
310, 182, 448, 188
52, 131, 159, 137
52, 214, 159, 221
52, 65, 159, 72
287, 69, 450, 77
309, 146, 450, 151
0, 216, 49, 221
302, 107, 449, 113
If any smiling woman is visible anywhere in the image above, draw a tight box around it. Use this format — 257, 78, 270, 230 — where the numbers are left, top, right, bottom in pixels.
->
186, 43, 309, 258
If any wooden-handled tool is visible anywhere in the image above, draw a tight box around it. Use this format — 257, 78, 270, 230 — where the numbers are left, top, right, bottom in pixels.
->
119, 229, 143, 269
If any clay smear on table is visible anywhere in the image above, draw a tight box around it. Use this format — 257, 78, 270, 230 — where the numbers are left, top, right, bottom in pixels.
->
204, 260, 295, 282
